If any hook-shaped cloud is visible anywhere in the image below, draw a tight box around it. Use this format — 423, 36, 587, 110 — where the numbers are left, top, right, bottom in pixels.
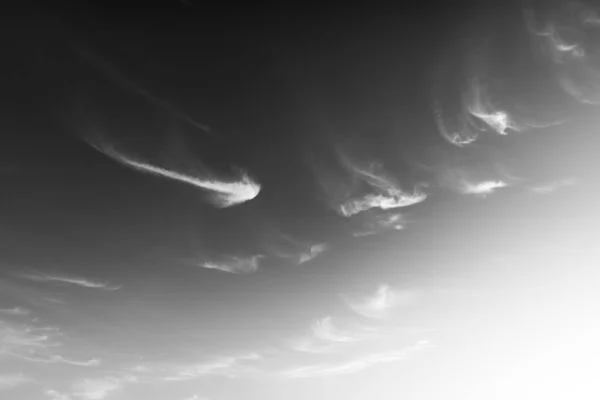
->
90, 141, 261, 208
335, 153, 427, 217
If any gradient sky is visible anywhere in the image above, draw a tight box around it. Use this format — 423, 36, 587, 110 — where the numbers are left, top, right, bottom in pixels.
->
2, 1, 600, 399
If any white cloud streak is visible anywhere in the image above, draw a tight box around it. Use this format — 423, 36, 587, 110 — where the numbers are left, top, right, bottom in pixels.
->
531, 177, 578, 194
163, 352, 262, 381
460, 179, 508, 196
438, 167, 509, 197
197, 255, 263, 274
283, 340, 430, 378
17, 271, 121, 291
90, 141, 260, 208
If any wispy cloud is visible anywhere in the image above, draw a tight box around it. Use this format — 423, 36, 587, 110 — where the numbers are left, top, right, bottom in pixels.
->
268, 235, 328, 265
89, 141, 260, 208
193, 255, 263, 274
0, 374, 32, 390
184, 395, 210, 400
77, 46, 212, 133
531, 177, 578, 194
0, 307, 31, 316
16, 270, 121, 291
353, 211, 405, 237
283, 340, 430, 378
289, 317, 374, 353
45, 389, 72, 400
464, 75, 524, 136
0, 319, 61, 359
298, 244, 328, 264
525, 5, 600, 105
433, 100, 479, 147
439, 167, 509, 197
331, 152, 426, 217
163, 352, 262, 381
459, 179, 508, 196
71, 377, 122, 400
345, 285, 419, 319
0, 318, 99, 367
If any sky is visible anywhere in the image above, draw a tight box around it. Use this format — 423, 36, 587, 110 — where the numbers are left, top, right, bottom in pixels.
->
2, 1, 600, 399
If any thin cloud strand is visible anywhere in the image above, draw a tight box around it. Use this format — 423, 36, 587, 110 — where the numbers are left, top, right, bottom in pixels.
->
198, 255, 262, 274
284, 340, 430, 378
91, 142, 260, 208
17, 271, 121, 291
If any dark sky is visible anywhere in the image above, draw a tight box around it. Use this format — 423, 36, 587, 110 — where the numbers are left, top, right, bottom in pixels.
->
1, 1, 600, 399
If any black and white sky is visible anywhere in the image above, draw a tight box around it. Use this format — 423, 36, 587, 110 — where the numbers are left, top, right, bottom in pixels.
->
2, 1, 600, 399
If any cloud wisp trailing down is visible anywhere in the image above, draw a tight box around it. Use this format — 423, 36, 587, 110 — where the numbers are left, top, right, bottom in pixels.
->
331, 151, 426, 217
15, 270, 121, 291
283, 340, 431, 378
345, 285, 419, 320
89, 141, 261, 208
77, 47, 213, 134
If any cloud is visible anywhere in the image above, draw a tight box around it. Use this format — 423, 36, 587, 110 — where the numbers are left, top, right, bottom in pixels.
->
298, 244, 328, 264
433, 101, 479, 147
459, 179, 508, 196
0, 374, 32, 390
346, 285, 419, 319
89, 141, 260, 208
194, 254, 263, 274
333, 153, 426, 217
16, 270, 121, 291
289, 317, 374, 353
77, 46, 212, 133
464, 76, 525, 136
353, 211, 405, 237
438, 167, 509, 197
531, 177, 578, 194
0, 319, 60, 359
184, 395, 210, 400
525, 5, 600, 105
163, 352, 262, 381
45, 390, 72, 400
0, 307, 31, 316
0, 318, 99, 367
283, 340, 430, 378
71, 378, 122, 400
